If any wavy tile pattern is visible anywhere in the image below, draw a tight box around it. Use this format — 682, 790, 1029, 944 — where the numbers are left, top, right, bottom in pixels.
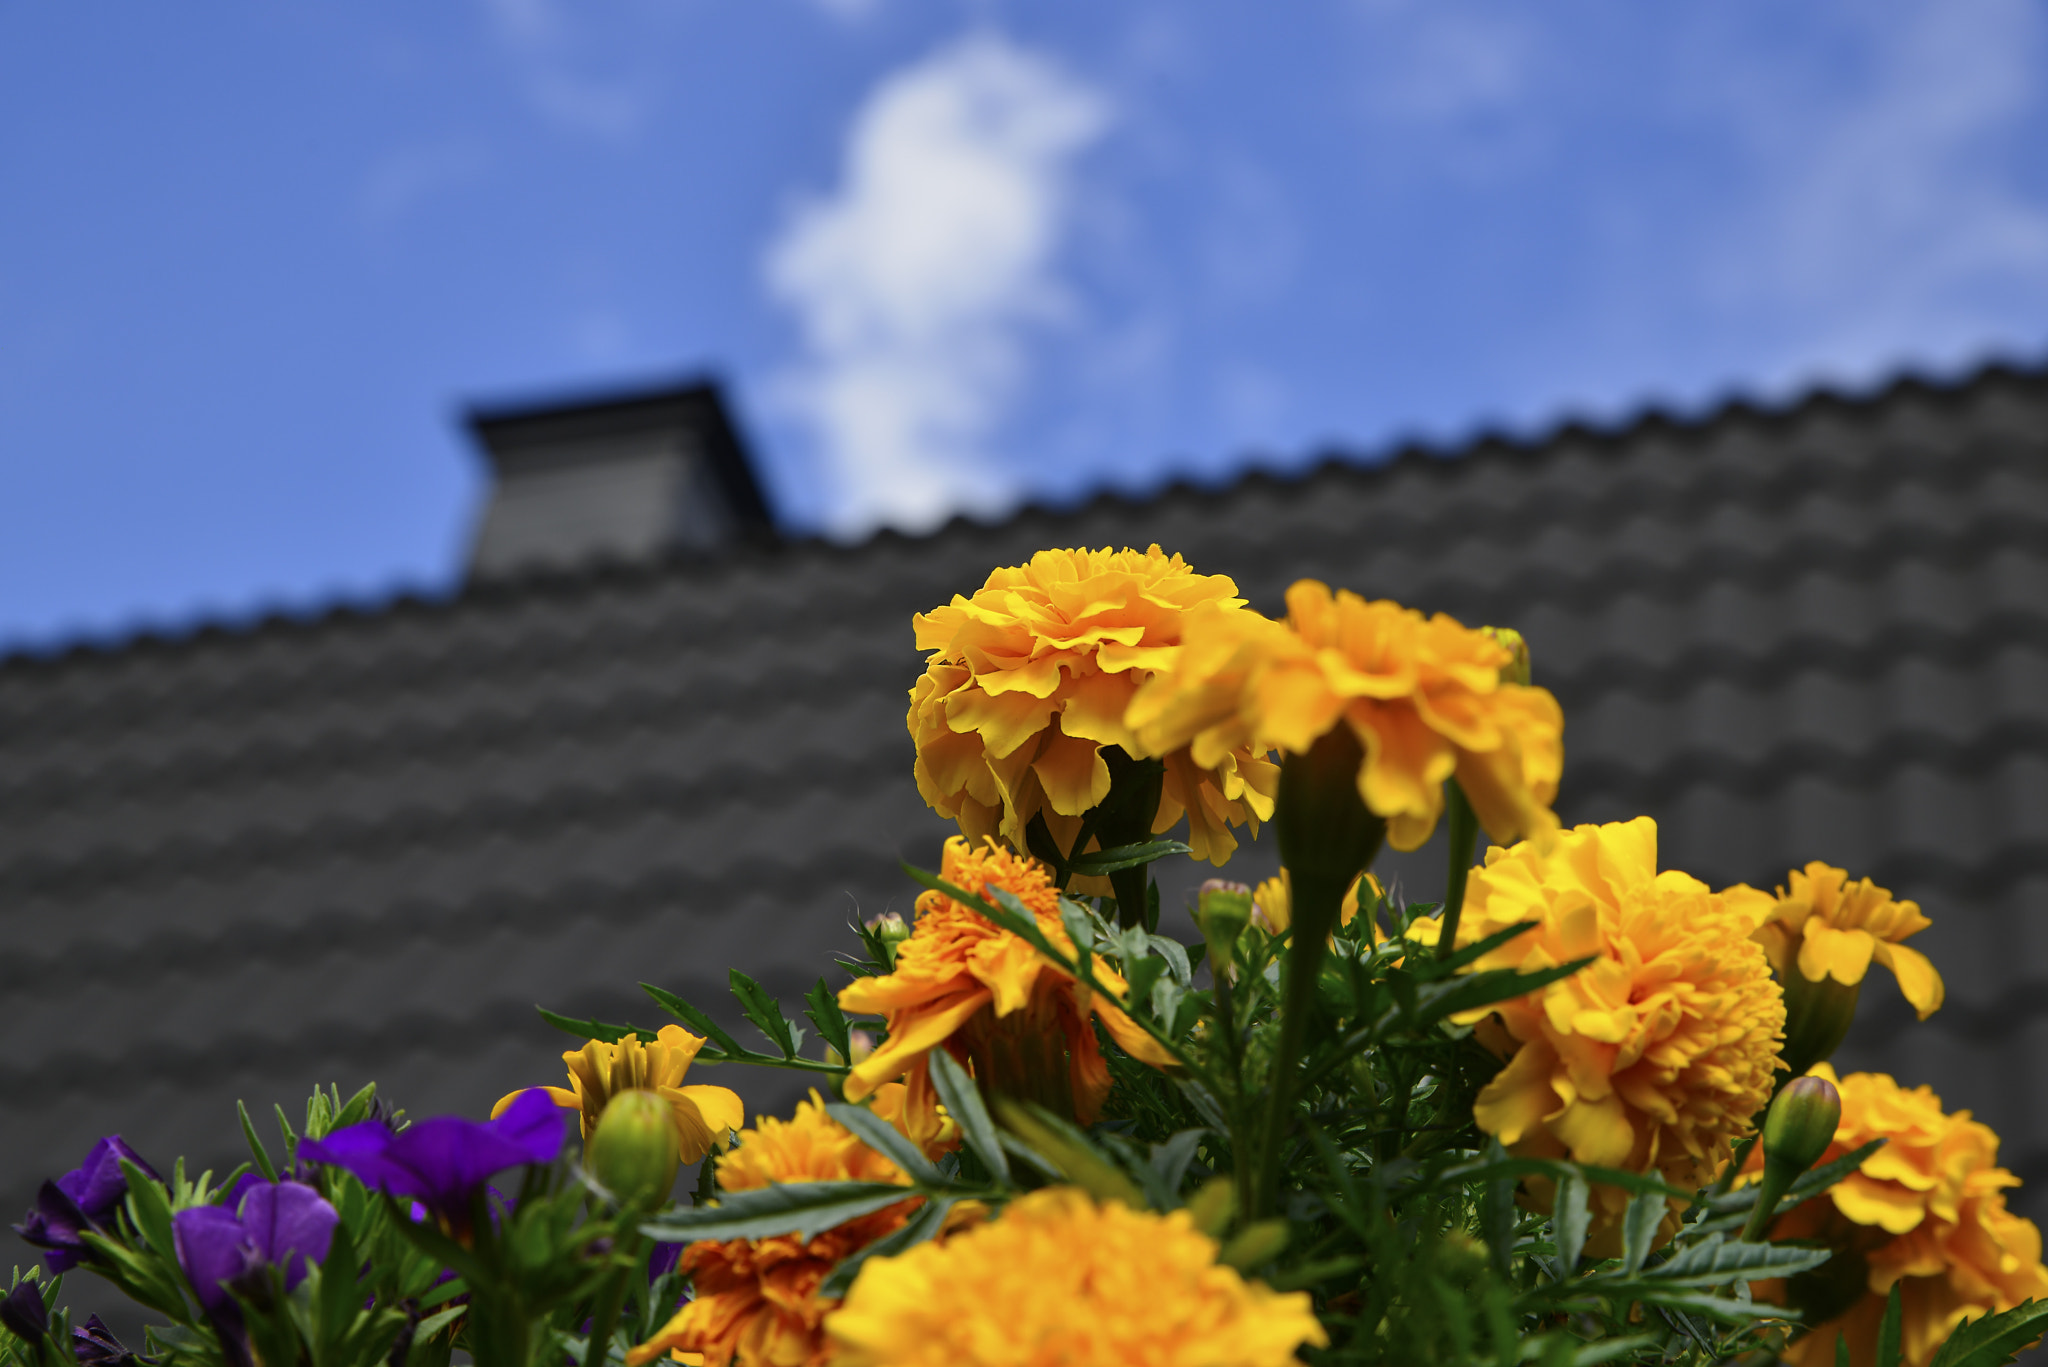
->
2, 367, 2045, 1239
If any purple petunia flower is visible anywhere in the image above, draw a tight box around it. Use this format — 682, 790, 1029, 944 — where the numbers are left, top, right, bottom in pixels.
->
13, 1136, 159, 1274
0, 1279, 48, 1343
296, 1089, 563, 1230
172, 1179, 338, 1367
71, 1315, 139, 1367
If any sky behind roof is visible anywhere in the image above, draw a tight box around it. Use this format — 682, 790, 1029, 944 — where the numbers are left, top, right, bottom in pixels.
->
2, 0, 2045, 648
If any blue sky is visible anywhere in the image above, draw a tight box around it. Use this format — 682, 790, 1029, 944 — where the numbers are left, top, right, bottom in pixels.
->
2, 1, 2045, 648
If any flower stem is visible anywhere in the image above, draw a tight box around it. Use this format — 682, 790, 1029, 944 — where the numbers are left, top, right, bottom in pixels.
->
1436, 783, 1481, 959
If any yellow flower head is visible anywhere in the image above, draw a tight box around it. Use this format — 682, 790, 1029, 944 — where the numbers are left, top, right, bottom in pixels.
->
627, 1088, 957, 1367
909, 546, 1280, 867
827, 1186, 1327, 1367
838, 837, 1175, 1127
1451, 818, 1785, 1237
1125, 580, 1563, 851
1754, 863, 1945, 1020
493, 1025, 745, 1166
1749, 1065, 2048, 1367
1248, 869, 1381, 939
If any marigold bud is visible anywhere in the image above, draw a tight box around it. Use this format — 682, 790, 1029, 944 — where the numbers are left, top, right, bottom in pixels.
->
865, 912, 911, 946
1481, 626, 1531, 686
847, 1030, 876, 1065
1762, 1074, 1842, 1176
588, 1089, 680, 1211
1195, 881, 1254, 961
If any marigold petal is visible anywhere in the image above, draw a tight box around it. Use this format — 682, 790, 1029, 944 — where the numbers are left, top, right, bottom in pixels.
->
841, 992, 992, 1100
1872, 941, 1946, 1020
1031, 726, 1111, 817
1473, 1039, 1562, 1146
1799, 922, 1877, 986
675, 1085, 745, 1142
943, 687, 1059, 760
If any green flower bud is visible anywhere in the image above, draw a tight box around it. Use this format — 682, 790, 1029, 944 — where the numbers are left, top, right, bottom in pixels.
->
588, 1089, 680, 1211
865, 912, 911, 945
1741, 1074, 1842, 1242
1779, 969, 1862, 1079
1194, 880, 1254, 962
1481, 626, 1531, 686
1219, 1218, 1290, 1271
1762, 1074, 1843, 1176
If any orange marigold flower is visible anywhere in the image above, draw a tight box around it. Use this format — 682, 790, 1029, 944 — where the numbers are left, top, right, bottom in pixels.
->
1747, 1065, 2048, 1367
826, 1186, 1326, 1367
1125, 580, 1562, 852
1754, 863, 1945, 1020
626, 1087, 961, 1367
492, 1025, 744, 1166
909, 546, 1280, 867
837, 836, 1176, 1126
1447, 817, 1784, 1242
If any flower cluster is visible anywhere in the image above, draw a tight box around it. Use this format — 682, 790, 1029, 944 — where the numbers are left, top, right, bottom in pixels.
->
1750, 1065, 2048, 1367
909, 546, 1279, 867
497, 1024, 745, 1166
826, 1186, 1325, 1367
839, 835, 1175, 1127
1441, 818, 1786, 1239
629, 1090, 952, 1367
1126, 579, 1563, 850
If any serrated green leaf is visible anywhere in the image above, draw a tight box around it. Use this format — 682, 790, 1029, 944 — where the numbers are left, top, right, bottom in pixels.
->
642, 1181, 912, 1244
1409, 919, 1539, 979
1407, 957, 1594, 1029
729, 971, 798, 1058
1621, 1191, 1662, 1276
537, 1007, 657, 1046
924, 1049, 1010, 1186
1066, 840, 1191, 877
640, 984, 746, 1058
1147, 935, 1192, 986
823, 1103, 940, 1184
1553, 1173, 1589, 1279
802, 979, 852, 1061
819, 1196, 952, 1298
1643, 1232, 1830, 1286
1928, 1298, 2048, 1367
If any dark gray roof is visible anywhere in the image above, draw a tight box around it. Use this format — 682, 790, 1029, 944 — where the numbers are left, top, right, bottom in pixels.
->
3, 362, 2045, 1245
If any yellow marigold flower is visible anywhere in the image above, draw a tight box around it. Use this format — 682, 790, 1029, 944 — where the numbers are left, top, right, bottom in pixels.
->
1451, 817, 1784, 1240
627, 1087, 960, 1367
837, 836, 1175, 1127
909, 546, 1280, 867
1754, 863, 1945, 1020
493, 1025, 744, 1166
1125, 581, 1562, 852
1747, 1065, 2048, 1367
1248, 869, 1381, 938
826, 1186, 1326, 1367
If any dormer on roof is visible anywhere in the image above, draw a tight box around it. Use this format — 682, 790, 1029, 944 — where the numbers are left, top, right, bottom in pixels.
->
463, 378, 775, 580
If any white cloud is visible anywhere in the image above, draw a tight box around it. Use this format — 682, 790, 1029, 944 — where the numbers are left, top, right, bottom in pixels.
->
765, 34, 1110, 537
476, 0, 658, 141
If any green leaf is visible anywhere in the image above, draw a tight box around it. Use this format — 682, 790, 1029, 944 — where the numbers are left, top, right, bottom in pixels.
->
924, 1049, 1010, 1186
642, 1182, 912, 1244
1621, 1191, 1662, 1276
1409, 920, 1539, 978
802, 979, 852, 1062
316, 1221, 362, 1353
1058, 899, 1096, 957
818, 1197, 952, 1298
1066, 840, 1191, 877
331, 1081, 380, 1131
119, 1159, 178, 1257
1147, 935, 1193, 986
1125, 955, 1167, 1015
823, 1103, 940, 1184
1839, 1330, 1853, 1367
729, 971, 798, 1058
1929, 1299, 2048, 1367
1643, 1233, 1830, 1286
537, 1007, 657, 1046
412, 1303, 468, 1345
1406, 958, 1594, 1029
640, 984, 746, 1058
1878, 1281, 1905, 1367
238, 1100, 279, 1183
1552, 1173, 1589, 1280
1149, 1129, 1206, 1201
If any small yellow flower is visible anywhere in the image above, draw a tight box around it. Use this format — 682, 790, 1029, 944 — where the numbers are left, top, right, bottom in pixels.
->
826, 1186, 1327, 1367
1748, 1065, 2048, 1367
1125, 581, 1562, 852
627, 1089, 956, 1367
1448, 818, 1784, 1241
493, 1026, 744, 1166
1248, 869, 1381, 938
909, 546, 1279, 868
838, 837, 1175, 1127
1754, 863, 1945, 1019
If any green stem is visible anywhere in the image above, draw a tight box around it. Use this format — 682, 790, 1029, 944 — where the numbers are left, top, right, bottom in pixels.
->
582, 1228, 643, 1367
1436, 783, 1481, 959
1741, 1164, 1796, 1243
1254, 877, 1343, 1218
